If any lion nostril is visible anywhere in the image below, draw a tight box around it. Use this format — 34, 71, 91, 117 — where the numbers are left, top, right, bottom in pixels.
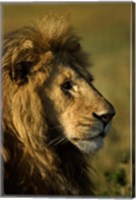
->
93, 109, 115, 125
100, 113, 114, 124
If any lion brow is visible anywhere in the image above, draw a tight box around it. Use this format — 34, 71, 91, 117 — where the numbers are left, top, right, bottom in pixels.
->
73, 64, 94, 83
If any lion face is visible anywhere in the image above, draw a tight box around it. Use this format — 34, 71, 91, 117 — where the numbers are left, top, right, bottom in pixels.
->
3, 17, 115, 155
40, 62, 115, 154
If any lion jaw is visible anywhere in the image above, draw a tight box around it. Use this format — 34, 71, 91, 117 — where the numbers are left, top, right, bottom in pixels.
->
66, 121, 112, 154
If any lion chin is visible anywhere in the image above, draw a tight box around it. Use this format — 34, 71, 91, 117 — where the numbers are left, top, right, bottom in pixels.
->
2, 14, 115, 195
76, 137, 104, 153
68, 122, 111, 154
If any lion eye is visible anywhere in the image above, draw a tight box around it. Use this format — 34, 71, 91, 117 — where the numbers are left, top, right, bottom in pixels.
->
61, 80, 73, 92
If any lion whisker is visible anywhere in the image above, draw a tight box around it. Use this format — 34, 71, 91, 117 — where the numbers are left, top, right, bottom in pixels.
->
47, 136, 62, 146
49, 124, 64, 130
54, 137, 67, 146
47, 135, 67, 146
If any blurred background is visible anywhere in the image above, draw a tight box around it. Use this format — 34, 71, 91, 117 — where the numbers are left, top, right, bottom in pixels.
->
2, 2, 133, 197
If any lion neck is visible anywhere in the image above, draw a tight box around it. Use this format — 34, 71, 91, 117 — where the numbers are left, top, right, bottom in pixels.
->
46, 128, 94, 195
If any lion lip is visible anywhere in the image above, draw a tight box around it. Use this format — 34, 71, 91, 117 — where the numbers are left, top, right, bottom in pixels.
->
87, 132, 105, 140
72, 132, 105, 142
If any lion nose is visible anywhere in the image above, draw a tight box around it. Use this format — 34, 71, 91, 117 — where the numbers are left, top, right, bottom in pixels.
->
93, 107, 115, 126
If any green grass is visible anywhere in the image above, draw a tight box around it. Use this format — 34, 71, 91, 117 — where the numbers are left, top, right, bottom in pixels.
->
2, 2, 132, 197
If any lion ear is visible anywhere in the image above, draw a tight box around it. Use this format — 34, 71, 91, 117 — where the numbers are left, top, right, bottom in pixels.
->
10, 47, 39, 85
10, 61, 33, 85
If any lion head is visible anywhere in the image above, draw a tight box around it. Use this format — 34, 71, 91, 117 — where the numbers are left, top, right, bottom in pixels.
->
2, 15, 115, 195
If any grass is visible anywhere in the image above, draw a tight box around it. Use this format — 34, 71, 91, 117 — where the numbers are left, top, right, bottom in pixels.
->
2, 2, 133, 197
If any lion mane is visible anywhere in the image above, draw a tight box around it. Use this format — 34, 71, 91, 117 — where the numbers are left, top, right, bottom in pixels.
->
2, 15, 95, 195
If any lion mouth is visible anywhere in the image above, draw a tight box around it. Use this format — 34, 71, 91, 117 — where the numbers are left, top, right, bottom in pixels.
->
70, 123, 112, 153
70, 131, 106, 153
72, 131, 106, 142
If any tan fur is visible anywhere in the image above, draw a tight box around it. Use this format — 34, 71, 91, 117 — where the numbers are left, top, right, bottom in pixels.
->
2, 15, 115, 195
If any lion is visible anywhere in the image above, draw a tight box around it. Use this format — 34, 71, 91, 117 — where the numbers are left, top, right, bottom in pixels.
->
2, 15, 115, 195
